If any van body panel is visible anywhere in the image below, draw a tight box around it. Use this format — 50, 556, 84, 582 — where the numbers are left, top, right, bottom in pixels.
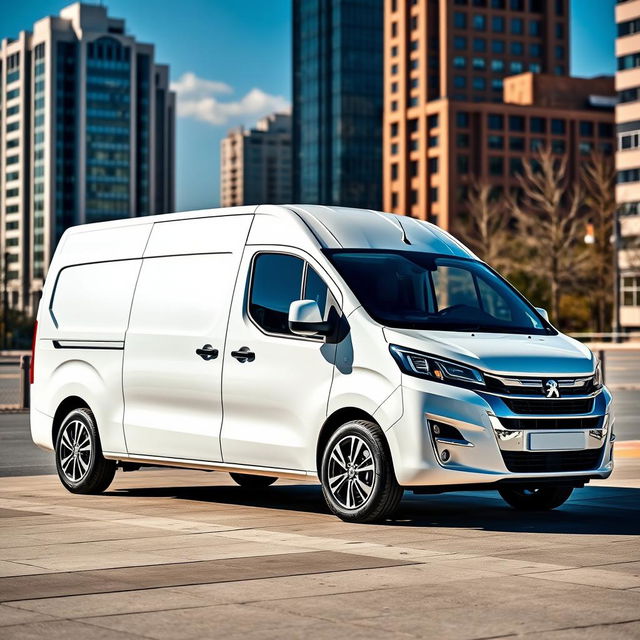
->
220, 245, 341, 471
122, 216, 253, 462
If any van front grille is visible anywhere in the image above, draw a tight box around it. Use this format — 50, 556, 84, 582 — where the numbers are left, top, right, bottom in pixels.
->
499, 416, 602, 430
501, 447, 604, 473
503, 398, 594, 415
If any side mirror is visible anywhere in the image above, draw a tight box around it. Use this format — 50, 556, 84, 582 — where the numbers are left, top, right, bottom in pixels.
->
288, 300, 332, 337
535, 307, 549, 321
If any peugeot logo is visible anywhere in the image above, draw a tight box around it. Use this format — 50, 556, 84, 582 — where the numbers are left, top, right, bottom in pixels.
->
544, 379, 560, 398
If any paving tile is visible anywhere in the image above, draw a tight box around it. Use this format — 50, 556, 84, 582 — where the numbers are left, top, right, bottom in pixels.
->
524, 566, 640, 590
0, 604, 58, 627
0, 619, 150, 640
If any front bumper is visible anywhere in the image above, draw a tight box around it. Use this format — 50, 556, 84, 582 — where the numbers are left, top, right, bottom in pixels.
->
385, 375, 614, 487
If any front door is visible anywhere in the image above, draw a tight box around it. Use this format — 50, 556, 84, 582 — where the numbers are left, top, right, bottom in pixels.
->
122, 215, 251, 462
221, 248, 341, 472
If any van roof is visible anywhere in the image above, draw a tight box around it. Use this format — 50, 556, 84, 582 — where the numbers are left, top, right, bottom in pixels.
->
62, 204, 476, 259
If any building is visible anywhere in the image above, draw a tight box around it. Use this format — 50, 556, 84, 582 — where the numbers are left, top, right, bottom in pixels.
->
383, 0, 576, 227
220, 113, 292, 207
385, 72, 615, 231
0, 2, 175, 313
292, 0, 384, 209
616, 0, 640, 330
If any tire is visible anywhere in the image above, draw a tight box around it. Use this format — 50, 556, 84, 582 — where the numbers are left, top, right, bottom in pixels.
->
55, 408, 116, 494
320, 420, 403, 523
230, 473, 277, 489
499, 485, 573, 511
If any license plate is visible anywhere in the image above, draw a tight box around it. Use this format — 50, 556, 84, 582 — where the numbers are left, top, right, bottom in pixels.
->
528, 431, 586, 451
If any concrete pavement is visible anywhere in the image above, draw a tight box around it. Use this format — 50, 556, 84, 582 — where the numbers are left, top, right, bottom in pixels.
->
0, 457, 639, 639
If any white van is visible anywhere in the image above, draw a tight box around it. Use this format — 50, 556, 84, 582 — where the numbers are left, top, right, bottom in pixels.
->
30, 205, 613, 522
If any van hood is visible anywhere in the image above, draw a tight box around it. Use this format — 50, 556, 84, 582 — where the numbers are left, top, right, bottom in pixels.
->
382, 327, 595, 377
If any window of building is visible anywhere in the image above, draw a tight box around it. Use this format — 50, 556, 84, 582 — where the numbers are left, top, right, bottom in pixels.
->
554, 64, 565, 76
457, 111, 470, 127
510, 0, 524, 9
428, 114, 439, 129
454, 36, 468, 50
599, 142, 614, 155
618, 52, 640, 71
529, 62, 541, 73
509, 136, 525, 151
492, 39, 505, 53
6, 88, 19, 101
457, 133, 470, 148
391, 163, 399, 180
408, 118, 419, 133
411, 16, 418, 30
410, 40, 419, 51
391, 100, 398, 111
429, 135, 439, 147
492, 78, 504, 92
454, 75, 467, 88
510, 61, 524, 73
6, 155, 19, 165
579, 121, 594, 137
492, 16, 505, 33
530, 116, 546, 133
551, 118, 566, 134
457, 155, 469, 174
622, 276, 640, 307
454, 0, 468, 4
618, 168, 640, 184
530, 43, 542, 57
473, 14, 486, 31
391, 63, 398, 75
391, 81, 398, 94
409, 77, 418, 89
511, 18, 524, 35
391, 45, 398, 57
429, 157, 439, 173
555, 45, 565, 60
509, 115, 525, 132
454, 55, 467, 68
390, 122, 399, 137
530, 138, 544, 151
491, 59, 505, 72
488, 134, 504, 149
579, 142, 593, 155
555, 0, 564, 16
510, 41, 524, 56
391, 22, 398, 37
488, 113, 504, 130
599, 122, 613, 137
391, 143, 398, 155
556, 22, 564, 38
491, 0, 506, 6
473, 76, 487, 90
472, 57, 486, 70
408, 96, 419, 107
618, 18, 640, 37
410, 59, 419, 70
473, 0, 488, 6
454, 11, 467, 28
411, 189, 419, 205
472, 37, 487, 52
551, 139, 566, 153
430, 187, 439, 203
529, 20, 541, 36
619, 202, 640, 216
489, 156, 504, 175
6, 188, 19, 198
510, 157, 524, 176
391, 192, 398, 208
410, 160, 419, 177
409, 138, 418, 151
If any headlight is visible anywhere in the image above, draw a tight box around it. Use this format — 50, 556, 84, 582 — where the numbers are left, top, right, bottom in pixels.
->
593, 360, 603, 389
389, 345, 485, 388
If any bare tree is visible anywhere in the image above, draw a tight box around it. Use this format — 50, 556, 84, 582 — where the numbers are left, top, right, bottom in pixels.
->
582, 151, 616, 332
457, 178, 511, 269
510, 150, 587, 326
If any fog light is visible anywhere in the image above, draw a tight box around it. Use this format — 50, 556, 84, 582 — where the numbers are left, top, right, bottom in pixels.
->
440, 449, 450, 462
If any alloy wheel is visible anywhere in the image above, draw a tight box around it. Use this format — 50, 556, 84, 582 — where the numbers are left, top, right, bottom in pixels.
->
58, 419, 92, 483
326, 434, 376, 509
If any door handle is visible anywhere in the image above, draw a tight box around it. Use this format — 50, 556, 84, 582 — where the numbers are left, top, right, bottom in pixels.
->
196, 344, 219, 361
230, 346, 255, 363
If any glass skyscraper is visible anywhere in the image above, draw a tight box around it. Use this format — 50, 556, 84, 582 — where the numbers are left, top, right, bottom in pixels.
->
292, 0, 383, 209
0, 3, 175, 312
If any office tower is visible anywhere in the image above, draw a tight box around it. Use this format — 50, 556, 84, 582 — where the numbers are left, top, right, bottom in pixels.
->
221, 113, 292, 207
616, 0, 640, 330
383, 0, 574, 227
292, 0, 383, 209
0, 2, 175, 312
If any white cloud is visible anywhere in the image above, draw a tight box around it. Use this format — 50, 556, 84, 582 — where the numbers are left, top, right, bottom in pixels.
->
171, 71, 290, 126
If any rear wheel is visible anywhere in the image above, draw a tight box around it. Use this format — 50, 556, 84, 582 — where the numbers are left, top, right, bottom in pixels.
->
499, 486, 573, 511
55, 408, 116, 494
230, 473, 277, 489
321, 420, 403, 523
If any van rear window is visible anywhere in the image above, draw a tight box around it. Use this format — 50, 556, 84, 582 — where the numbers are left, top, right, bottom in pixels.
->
50, 260, 141, 337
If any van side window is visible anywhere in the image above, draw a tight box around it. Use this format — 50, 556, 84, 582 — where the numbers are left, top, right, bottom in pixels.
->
249, 253, 304, 335
304, 266, 329, 318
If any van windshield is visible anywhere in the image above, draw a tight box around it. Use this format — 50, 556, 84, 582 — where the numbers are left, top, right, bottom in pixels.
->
324, 250, 552, 335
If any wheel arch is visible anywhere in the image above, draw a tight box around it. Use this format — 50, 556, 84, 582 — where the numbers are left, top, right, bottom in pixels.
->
52, 396, 92, 448
316, 407, 383, 477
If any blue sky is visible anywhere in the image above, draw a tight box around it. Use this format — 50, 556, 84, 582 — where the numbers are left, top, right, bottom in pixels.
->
1, 0, 615, 211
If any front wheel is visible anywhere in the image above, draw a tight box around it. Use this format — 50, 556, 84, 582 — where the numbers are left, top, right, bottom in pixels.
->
321, 420, 403, 523
499, 486, 573, 511
55, 407, 116, 494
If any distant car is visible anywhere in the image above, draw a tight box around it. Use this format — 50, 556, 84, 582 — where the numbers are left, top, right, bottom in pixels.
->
30, 205, 613, 522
